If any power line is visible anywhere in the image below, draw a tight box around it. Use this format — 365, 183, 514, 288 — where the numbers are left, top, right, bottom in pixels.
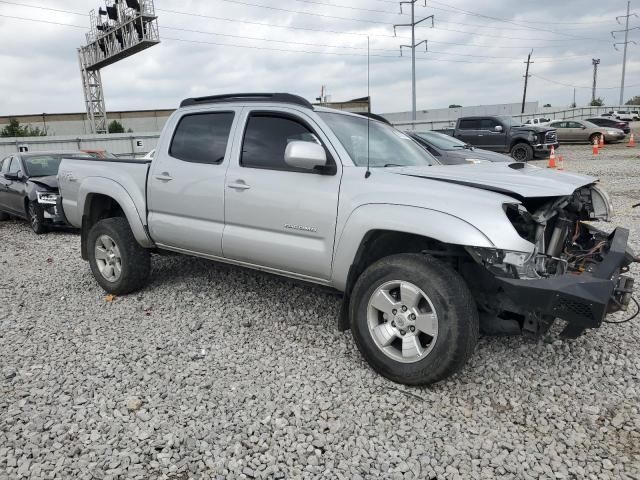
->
156, 7, 402, 39
0, 12, 83, 28
0, 0, 85, 16
531, 73, 640, 90
429, 1, 618, 31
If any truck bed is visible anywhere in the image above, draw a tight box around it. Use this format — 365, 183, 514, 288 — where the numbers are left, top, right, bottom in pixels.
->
58, 157, 151, 229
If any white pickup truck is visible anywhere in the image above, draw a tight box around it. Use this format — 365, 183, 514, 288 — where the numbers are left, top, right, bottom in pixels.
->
58, 93, 636, 385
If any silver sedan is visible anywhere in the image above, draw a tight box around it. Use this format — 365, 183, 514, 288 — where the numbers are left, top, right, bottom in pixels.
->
548, 119, 625, 144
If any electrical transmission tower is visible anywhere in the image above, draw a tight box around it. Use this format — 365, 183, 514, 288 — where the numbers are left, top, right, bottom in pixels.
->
393, 1, 434, 121
79, 0, 160, 133
611, 1, 638, 105
591, 58, 600, 103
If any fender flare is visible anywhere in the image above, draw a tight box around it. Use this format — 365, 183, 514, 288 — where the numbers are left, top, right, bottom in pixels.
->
331, 203, 494, 291
77, 177, 153, 248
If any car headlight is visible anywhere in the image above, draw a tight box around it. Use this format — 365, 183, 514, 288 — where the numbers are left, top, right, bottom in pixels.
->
465, 159, 489, 164
606, 130, 618, 135
36, 191, 59, 205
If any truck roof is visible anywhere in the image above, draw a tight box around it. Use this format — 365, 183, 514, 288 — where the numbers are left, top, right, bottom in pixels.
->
179, 93, 313, 109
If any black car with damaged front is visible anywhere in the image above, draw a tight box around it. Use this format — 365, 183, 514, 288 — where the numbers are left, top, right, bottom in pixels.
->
0, 152, 88, 233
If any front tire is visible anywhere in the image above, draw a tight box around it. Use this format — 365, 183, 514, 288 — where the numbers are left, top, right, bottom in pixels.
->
0, 210, 9, 221
28, 202, 47, 234
87, 217, 150, 295
510, 143, 534, 162
350, 254, 479, 385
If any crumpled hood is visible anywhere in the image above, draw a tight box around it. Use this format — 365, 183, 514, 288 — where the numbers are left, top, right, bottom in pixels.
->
385, 162, 596, 198
29, 175, 58, 190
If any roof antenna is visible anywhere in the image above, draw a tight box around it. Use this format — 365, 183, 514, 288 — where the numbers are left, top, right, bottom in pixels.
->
365, 36, 372, 179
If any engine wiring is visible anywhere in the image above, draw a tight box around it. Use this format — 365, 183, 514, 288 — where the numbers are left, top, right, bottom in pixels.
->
604, 297, 639, 325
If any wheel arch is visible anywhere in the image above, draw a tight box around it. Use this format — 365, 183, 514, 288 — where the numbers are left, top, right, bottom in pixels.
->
332, 204, 493, 329
78, 179, 153, 260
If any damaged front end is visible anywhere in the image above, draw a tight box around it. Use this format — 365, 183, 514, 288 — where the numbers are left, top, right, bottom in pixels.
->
463, 184, 637, 337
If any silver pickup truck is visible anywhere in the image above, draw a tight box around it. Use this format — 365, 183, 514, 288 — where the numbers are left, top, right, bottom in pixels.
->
58, 93, 637, 385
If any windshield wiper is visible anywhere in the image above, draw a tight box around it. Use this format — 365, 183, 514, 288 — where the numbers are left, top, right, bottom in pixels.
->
384, 163, 403, 167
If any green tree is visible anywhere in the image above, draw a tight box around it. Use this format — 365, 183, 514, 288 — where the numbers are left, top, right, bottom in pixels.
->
448, 104, 462, 108
590, 97, 604, 107
544, 103, 552, 108
625, 95, 640, 105
108, 120, 125, 133
0, 118, 47, 137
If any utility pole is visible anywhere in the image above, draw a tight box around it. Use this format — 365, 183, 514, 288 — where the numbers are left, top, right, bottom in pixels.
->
573, 87, 576, 108
612, 1, 638, 105
394, 1, 434, 121
591, 58, 600, 103
521, 50, 533, 114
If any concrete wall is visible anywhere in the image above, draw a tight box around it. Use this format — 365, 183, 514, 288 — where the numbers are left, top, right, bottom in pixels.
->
381, 102, 540, 125
0, 132, 160, 158
0, 109, 174, 136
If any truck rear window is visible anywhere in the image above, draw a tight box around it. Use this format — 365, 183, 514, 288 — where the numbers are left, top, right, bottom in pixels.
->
170, 112, 234, 164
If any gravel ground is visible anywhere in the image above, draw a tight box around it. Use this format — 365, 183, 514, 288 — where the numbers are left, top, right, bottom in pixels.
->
1, 142, 639, 480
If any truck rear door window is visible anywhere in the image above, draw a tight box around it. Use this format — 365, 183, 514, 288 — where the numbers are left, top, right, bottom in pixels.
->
169, 112, 234, 164
458, 119, 480, 130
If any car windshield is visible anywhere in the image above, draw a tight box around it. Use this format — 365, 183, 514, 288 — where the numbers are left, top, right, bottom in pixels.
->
414, 131, 468, 150
318, 112, 434, 167
583, 121, 599, 128
23, 155, 64, 177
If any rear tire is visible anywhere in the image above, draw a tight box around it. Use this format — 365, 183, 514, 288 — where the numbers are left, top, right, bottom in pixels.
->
589, 133, 600, 144
349, 253, 479, 385
87, 217, 150, 295
510, 143, 534, 162
0, 210, 9, 221
28, 202, 47, 234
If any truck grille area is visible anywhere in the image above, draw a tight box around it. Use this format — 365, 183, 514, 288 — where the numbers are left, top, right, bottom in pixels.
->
545, 130, 557, 144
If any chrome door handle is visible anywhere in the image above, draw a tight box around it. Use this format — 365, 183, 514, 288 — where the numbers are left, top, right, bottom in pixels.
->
155, 172, 173, 182
228, 182, 250, 191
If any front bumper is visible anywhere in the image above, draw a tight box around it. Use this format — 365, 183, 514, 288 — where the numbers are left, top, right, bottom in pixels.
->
533, 142, 559, 152
41, 202, 67, 225
495, 228, 635, 337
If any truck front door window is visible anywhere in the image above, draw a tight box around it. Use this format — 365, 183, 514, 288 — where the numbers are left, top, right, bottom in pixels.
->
241, 114, 323, 173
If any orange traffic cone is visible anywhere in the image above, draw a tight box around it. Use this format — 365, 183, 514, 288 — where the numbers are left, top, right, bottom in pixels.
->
599, 133, 605, 148
628, 132, 636, 148
547, 146, 557, 168
593, 137, 599, 155
557, 155, 564, 171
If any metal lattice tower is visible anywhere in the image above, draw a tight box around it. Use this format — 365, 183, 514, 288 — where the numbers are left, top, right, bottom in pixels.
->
78, 0, 160, 134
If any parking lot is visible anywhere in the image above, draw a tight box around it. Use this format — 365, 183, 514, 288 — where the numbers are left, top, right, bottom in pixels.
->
1, 142, 639, 480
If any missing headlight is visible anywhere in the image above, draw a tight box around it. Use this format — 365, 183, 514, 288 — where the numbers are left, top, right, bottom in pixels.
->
504, 204, 537, 243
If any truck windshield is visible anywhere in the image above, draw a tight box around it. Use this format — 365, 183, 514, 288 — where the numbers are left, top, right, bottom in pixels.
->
318, 112, 434, 167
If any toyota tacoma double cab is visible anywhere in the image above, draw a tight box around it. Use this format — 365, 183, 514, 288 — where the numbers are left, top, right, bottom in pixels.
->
452, 115, 559, 162
58, 93, 637, 385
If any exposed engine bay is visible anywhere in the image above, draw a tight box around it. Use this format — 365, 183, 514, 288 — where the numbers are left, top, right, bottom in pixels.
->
464, 183, 637, 337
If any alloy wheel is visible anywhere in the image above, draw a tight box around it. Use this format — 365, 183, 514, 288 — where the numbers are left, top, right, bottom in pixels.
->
366, 280, 439, 363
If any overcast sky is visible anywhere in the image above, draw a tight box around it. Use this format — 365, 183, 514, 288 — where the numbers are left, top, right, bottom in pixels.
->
0, 0, 638, 115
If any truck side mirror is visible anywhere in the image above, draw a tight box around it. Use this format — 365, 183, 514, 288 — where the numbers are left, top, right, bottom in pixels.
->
4, 172, 20, 181
284, 141, 327, 171
494, 125, 503, 132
